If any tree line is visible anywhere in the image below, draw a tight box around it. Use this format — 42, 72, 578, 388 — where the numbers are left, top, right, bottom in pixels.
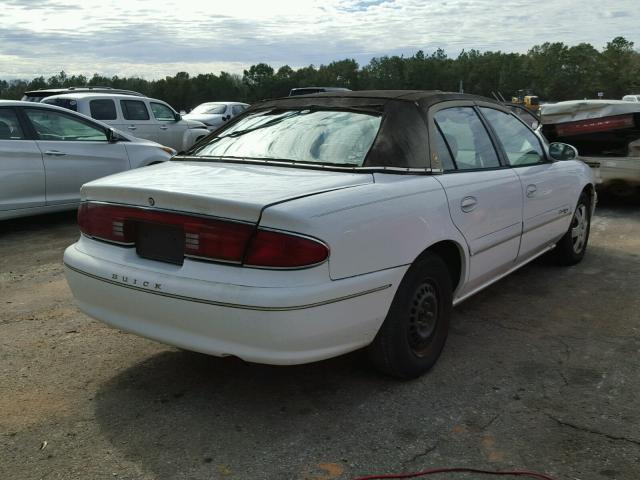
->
1, 37, 638, 111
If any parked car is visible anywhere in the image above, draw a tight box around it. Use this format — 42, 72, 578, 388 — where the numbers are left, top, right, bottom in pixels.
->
541, 100, 640, 195
64, 91, 595, 379
183, 102, 250, 131
42, 93, 210, 152
22, 86, 145, 102
289, 87, 352, 96
0, 100, 174, 221
622, 94, 640, 103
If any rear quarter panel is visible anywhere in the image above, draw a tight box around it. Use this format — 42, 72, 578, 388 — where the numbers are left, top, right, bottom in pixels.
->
259, 174, 468, 282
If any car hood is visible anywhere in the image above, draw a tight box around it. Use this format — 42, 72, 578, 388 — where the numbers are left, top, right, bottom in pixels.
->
183, 113, 221, 123
183, 118, 208, 129
80, 161, 373, 223
115, 129, 162, 146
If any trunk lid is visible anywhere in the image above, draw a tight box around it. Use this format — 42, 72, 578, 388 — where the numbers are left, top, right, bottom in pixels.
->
80, 161, 373, 222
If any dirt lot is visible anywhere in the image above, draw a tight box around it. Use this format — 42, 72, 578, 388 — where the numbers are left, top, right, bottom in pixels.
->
1, 197, 639, 480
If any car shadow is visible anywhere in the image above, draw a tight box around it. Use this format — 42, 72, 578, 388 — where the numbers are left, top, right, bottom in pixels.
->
595, 189, 640, 208
93, 349, 401, 479
0, 210, 78, 237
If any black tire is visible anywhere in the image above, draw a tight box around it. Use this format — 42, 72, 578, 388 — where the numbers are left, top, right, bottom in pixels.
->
555, 191, 591, 266
368, 253, 453, 379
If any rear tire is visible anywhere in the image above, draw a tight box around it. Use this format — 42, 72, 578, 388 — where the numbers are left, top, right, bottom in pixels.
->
368, 253, 452, 379
555, 191, 591, 266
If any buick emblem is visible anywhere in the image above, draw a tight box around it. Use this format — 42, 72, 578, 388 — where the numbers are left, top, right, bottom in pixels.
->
148, 197, 155, 206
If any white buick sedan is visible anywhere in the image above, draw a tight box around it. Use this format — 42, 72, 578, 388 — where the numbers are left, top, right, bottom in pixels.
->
64, 91, 596, 378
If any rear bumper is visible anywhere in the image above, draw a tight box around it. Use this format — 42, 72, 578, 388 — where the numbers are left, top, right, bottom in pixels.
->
63, 240, 405, 365
583, 156, 640, 186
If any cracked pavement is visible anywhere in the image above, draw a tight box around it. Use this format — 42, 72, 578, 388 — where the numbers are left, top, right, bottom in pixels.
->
1, 195, 639, 480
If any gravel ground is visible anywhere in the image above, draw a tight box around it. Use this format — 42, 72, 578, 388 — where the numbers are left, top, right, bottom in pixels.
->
1, 195, 639, 480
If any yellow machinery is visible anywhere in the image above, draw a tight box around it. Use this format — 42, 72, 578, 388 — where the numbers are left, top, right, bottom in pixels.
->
511, 90, 540, 112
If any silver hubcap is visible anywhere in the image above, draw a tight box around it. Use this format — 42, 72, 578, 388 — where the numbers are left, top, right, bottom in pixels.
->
571, 204, 588, 254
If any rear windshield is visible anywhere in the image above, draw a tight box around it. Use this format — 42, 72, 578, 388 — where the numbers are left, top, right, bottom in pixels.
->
289, 89, 322, 96
191, 109, 382, 167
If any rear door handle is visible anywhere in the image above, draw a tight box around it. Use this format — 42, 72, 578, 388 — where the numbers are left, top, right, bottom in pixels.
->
44, 150, 67, 156
460, 196, 477, 212
526, 184, 537, 197
127, 125, 137, 131
160, 125, 168, 130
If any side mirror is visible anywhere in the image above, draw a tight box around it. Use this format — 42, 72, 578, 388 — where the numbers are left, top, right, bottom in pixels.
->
549, 142, 578, 161
106, 128, 119, 143
174, 112, 182, 121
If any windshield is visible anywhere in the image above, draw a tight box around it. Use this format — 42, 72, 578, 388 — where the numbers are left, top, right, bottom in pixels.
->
191, 103, 227, 115
191, 109, 382, 167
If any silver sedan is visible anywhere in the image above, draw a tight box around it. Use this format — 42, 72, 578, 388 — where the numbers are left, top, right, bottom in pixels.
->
0, 100, 175, 220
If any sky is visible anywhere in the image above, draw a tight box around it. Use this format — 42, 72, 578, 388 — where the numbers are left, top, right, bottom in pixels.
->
0, 0, 638, 80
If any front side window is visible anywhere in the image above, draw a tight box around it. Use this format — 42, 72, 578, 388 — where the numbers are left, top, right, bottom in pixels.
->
121, 100, 150, 121
0, 108, 25, 140
90, 99, 117, 120
191, 109, 382, 167
150, 102, 176, 121
434, 107, 500, 170
480, 107, 545, 166
506, 104, 539, 129
25, 109, 107, 141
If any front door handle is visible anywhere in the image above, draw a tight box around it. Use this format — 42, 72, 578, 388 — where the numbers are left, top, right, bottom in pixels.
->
44, 150, 67, 156
160, 125, 168, 130
460, 196, 477, 212
127, 125, 137, 131
526, 184, 537, 197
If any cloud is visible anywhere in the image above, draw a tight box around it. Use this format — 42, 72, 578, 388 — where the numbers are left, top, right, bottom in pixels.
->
0, 0, 637, 80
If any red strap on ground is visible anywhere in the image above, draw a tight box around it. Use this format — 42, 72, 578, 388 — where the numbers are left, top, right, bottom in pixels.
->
352, 467, 557, 480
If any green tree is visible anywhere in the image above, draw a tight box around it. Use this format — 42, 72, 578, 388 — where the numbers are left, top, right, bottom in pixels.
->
600, 36, 638, 98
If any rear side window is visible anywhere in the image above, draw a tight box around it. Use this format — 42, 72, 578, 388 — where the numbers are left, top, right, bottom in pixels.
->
433, 126, 455, 171
150, 102, 175, 121
0, 108, 25, 140
121, 100, 150, 121
434, 107, 500, 170
231, 105, 245, 116
90, 99, 117, 120
480, 107, 545, 166
43, 98, 78, 112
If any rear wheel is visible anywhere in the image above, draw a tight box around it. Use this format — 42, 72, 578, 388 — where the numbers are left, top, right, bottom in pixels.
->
368, 253, 452, 379
555, 191, 591, 265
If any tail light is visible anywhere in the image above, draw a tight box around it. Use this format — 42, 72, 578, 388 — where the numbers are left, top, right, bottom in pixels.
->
78, 202, 328, 268
554, 114, 634, 137
245, 229, 329, 268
